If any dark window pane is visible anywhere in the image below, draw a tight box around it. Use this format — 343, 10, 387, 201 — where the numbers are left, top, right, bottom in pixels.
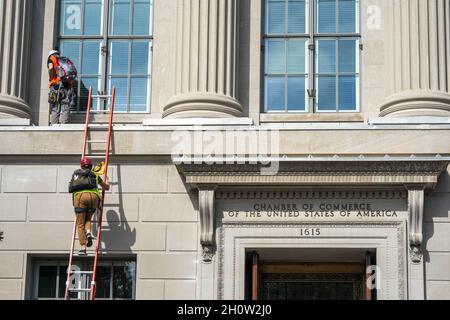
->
287, 76, 306, 111
133, 0, 151, 35
111, 41, 130, 75
339, 40, 356, 73
61, 0, 82, 36
110, 77, 129, 112
79, 77, 100, 110
58, 266, 77, 299
339, 75, 357, 110
111, 0, 131, 35
131, 41, 150, 74
288, 0, 306, 34
130, 78, 148, 112
317, 76, 336, 111
266, 77, 286, 111
60, 41, 81, 72
96, 266, 112, 299
267, 0, 286, 34
113, 262, 136, 299
339, 0, 356, 33
266, 40, 285, 74
38, 266, 57, 298
317, 40, 336, 73
287, 40, 305, 74
82, 41, 101, 75
317, 0, 336, 33
84, 0, 103, 35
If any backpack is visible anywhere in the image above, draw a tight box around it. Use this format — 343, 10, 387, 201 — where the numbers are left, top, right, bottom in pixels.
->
68, 169, 97, 193
57, 56, 78, 83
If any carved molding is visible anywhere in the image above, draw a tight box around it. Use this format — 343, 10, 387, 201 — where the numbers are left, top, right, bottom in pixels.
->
178, 161, 449, 188
217, 222, 406, 300
407, 186, 425, 264
216, 190, 407, 200
198, 186, 217, 262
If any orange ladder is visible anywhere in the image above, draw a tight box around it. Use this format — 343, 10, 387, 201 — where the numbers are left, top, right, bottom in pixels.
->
64, 86, 116, 300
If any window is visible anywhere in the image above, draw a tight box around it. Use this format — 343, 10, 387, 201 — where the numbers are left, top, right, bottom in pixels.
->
264, 0, 360, 113
32, 259, 136, 300
58, 0, 153, 113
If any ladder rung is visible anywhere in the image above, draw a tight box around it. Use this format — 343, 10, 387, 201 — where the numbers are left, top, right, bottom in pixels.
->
89, 110, 110, 114
91, 95, 113, 99
87, 140, 107, 144
86, 156, 105, 159
68, 270, 94, 275
69, 288, 92, 292
88, 125, 109, 129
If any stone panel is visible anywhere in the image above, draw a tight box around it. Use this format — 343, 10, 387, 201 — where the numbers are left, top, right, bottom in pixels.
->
138, 253, 197, 279
102, 194, 139, 222
426, 281, 450, 300
168, 166, 188, 193
165, 280, 196, 300
167, 223, 198, 251
0, 252, 23, 278
0, 194, 27, 221
0, 280, 22, 299
113, 165, 168, 193
28, 194, 73, 221
135, 280, 165, 300
424, 222, 450, 252
3, 166, 57, 193
0, 223, 73, 251
426, 253, 450, 280
140, 194, 197, 222
100, 223, 166, 251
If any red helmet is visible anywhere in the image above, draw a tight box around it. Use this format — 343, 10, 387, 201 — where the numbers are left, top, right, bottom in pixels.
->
80, 157, 93, 168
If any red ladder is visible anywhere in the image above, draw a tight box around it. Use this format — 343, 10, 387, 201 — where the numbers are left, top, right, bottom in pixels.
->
64, 86, 116, 300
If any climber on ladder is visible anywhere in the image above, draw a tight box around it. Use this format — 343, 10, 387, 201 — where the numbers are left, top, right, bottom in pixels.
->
69, 157, 110, 255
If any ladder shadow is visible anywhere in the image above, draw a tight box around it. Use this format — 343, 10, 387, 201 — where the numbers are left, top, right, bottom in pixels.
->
93, 123, 137, 251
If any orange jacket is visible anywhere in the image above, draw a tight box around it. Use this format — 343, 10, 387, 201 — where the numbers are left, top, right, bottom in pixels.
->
48, 55, 61, 88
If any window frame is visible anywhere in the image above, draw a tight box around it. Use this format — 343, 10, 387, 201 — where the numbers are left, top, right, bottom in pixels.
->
57, 0, 154, 114
32, 259, 137, 300
262, 0, 361, 114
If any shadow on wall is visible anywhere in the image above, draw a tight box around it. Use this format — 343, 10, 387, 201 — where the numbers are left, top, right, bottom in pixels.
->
422, 187, 450, 264
100, 209, 136, 251
97, 133, 137, 251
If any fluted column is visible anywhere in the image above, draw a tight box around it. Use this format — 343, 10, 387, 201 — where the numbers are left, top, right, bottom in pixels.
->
163, 0, 243, 118
0, 0, 32, 121
380, 0, 450, 117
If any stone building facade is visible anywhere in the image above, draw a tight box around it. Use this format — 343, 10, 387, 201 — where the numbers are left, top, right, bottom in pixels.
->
0, 0, 450, 300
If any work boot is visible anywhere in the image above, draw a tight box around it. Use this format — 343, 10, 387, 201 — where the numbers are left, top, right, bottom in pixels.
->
78, 245, 87, 256
86, 233, 93, 248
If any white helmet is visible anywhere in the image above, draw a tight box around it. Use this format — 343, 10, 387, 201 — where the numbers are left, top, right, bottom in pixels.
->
48, 50, 60, 58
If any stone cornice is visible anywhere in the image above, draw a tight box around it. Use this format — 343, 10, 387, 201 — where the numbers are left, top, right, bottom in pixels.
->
178, 161, 449, 188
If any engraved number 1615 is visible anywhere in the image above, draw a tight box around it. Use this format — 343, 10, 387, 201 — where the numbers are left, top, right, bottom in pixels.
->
299, 228, 321, 236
